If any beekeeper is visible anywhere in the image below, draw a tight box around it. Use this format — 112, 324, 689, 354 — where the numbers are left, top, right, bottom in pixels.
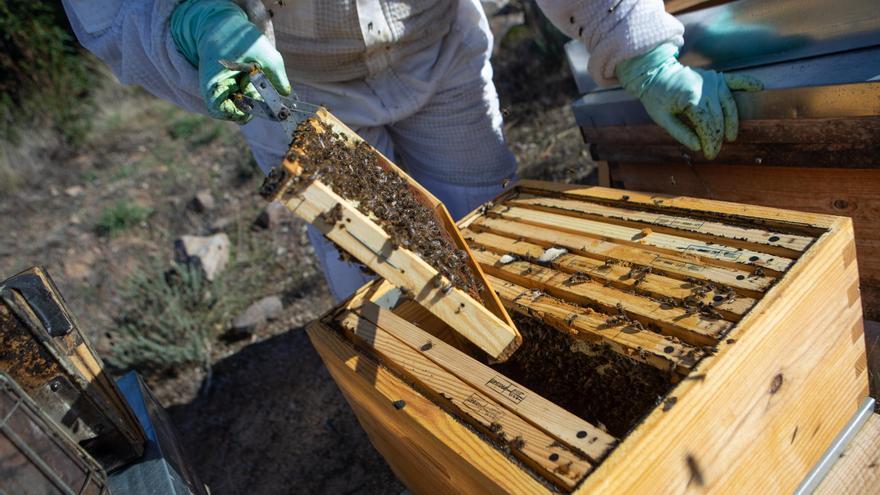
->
62, 0, 760, 301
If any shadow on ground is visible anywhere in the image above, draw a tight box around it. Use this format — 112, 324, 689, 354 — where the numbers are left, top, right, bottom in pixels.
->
167, 328, 404, 495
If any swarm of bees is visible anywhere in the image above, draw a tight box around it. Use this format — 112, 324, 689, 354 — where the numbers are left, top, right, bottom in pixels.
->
626, 265, 652, 286
604, 303, 645, 330
290, 122, 485, 300
318, 203, 343, 226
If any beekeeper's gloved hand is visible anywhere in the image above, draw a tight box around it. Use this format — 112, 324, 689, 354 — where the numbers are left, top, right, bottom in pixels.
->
171, 0, 291, 123
615, 43, 763, 159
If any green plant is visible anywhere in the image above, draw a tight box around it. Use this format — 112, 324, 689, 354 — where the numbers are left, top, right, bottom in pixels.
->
0, 2, 96, 145
110, 262, 218, 372
169, 114, 221, 146
108, 227, 284, 374
95, 200, 152, 236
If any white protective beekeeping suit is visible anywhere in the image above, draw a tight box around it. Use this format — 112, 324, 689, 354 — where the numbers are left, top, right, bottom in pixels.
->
61, 0, 682, 300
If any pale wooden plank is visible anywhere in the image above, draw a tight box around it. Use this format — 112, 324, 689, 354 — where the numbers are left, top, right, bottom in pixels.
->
341, 279, 479, 355
608, 162, 880, 313
336, 312, 593, 489
471, 215, 774, 296
351, 302, 617, 461
507, 193, 812, 256
279, 179, 520, 360
487, 274, 701, 375
491, 205, 792, 273
306, 322, 548, 494
466, 230, 756, 320
575, 219, 867, 495
515, 180, 837, 231
474, 249, 730, 346
815, 413, 880, 495
391, 298, 475, 353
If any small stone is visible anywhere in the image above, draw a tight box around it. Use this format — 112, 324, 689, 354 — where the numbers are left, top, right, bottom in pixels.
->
63, 249, 96, 281
231, 296, 284, 333
191, 190, 215, 212
255, 201, 289, 229
174, 233, 230, 281
209, 216, 233, 233
64, 185, 84, 197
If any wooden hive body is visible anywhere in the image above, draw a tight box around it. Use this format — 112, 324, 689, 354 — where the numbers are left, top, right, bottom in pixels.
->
307, 180, 868, 494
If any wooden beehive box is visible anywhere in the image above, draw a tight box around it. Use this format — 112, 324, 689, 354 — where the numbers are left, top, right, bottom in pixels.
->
307, 180, 869, 494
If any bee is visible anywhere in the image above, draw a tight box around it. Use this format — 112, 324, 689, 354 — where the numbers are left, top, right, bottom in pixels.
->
508, 436, 526, 451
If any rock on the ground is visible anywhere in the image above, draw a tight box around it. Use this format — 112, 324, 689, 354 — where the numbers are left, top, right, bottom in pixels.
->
231, 296, 284, 333
209, 215, 233, 233
64, 185, 84, 197
191, 190, 215, 212
63, 248, 97, 281
255, 201, 289, 229
174, 233, 230, 281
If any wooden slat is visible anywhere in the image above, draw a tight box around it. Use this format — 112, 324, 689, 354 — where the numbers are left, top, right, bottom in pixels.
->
593, 143, 880, 169
491, 205, 792, 273
472, 215, 774, 296
306, 322, 549, 494
474, 249, 729, 346
466, 230, 756, 321
487, 274, 701, 375
349, 302, 617, 461
279, 179, 520, 360
336, 312, 593, 489
507, 193, 812, 256
515, 180, 836, 232
607, 163, 879, 306
581, 118, 880, 146
575, 219, 866, 495
390, 298, 476, 354
815, 413, 880, 495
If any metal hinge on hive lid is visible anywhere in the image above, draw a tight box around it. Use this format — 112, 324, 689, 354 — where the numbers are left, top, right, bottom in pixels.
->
0, 371, 111, 494
0, 267, 146, 471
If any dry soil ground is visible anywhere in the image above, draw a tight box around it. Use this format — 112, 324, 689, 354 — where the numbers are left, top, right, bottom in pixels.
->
0, 13, 594, 494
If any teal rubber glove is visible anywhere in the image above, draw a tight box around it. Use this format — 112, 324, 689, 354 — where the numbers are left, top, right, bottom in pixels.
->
171, 0, 291, 123
615, 43, 763, 159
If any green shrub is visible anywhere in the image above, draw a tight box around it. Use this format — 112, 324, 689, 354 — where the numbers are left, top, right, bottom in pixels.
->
95, 200, 152, 236
110, 262, 218, 373
108, 229, 280, 374
169, 114, 222, 146
0, 2, 96, 145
